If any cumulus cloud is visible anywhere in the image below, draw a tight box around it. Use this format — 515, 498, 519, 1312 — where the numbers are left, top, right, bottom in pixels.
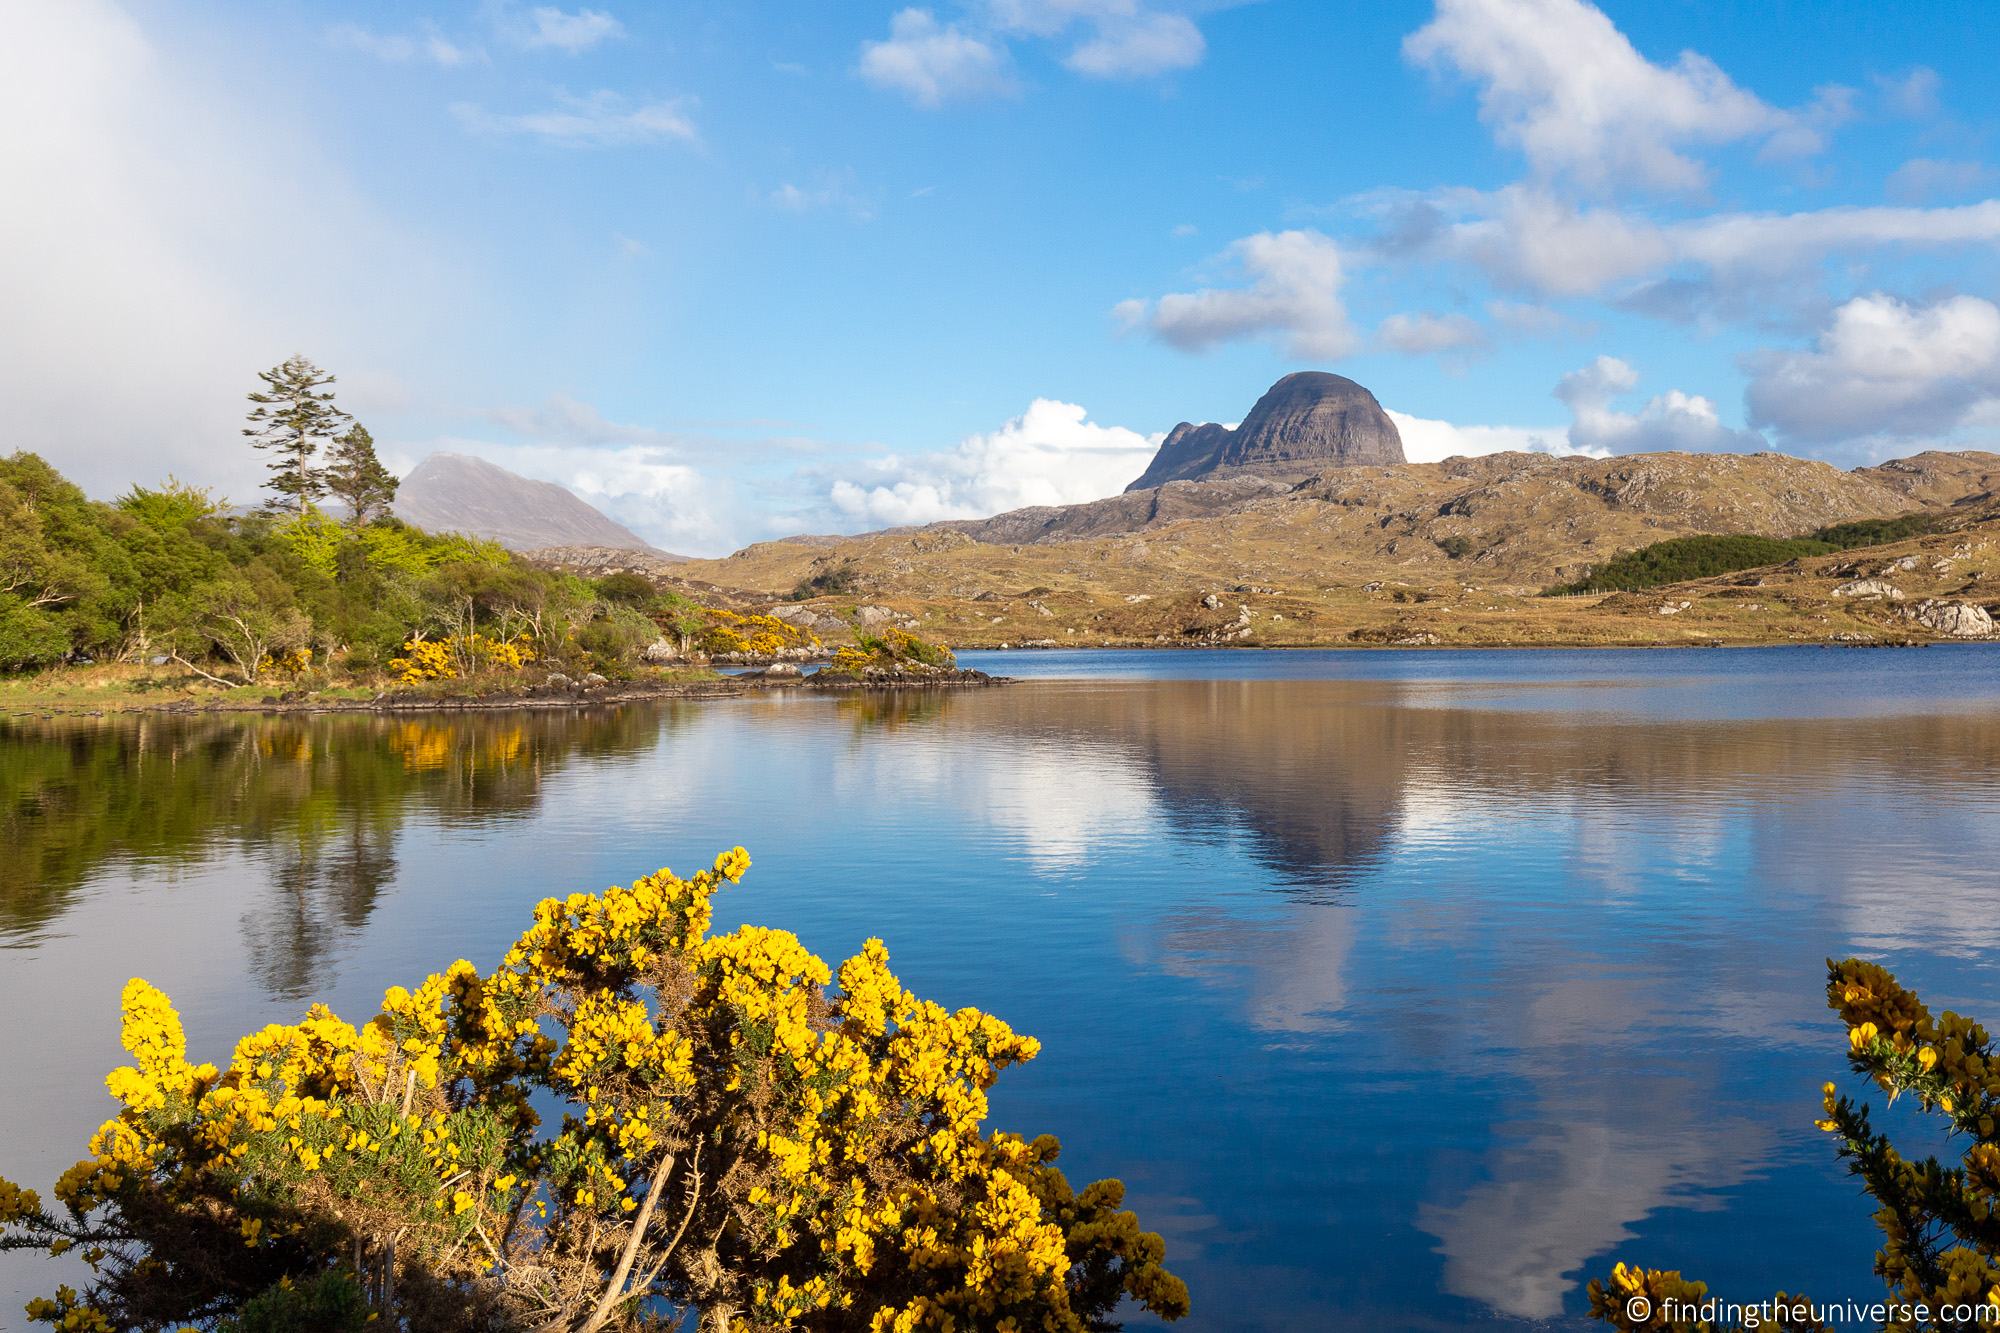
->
1404, 0, 1819, 193
1745, 293, 2000, 445
451, 91, 697, 146
1386, 410, 1580, 462
326, 22, 479, 67
858, 9, 1015, 106
1378, 310, 1487, 356
508, 6, 624, 53
826, 398, 1162, 527
1117, 229, 1355, 359
1558, 356, 1765, 453
1060, 9, 1204, 78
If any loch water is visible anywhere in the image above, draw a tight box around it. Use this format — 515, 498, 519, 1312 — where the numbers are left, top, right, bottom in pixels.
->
4, 645, 1999, 1329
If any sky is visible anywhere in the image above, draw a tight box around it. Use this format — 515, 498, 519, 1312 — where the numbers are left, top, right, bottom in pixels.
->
4, 0, 1999, 556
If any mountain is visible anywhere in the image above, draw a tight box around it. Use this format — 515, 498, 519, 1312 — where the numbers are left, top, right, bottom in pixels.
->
393, 453, 676, 556
1127, 371, 1406, 491
677, 447, 2000, 647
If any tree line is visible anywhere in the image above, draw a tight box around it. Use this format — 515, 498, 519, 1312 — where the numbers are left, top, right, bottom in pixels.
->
0, 358, 703, 682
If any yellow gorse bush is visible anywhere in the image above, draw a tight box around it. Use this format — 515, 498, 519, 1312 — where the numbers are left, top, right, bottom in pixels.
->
260, 646, 314, 678
698, 608, 820, 659
1589, 959, 2000, 1332
0, 849, 1188, 1333
388, 633, 537, 685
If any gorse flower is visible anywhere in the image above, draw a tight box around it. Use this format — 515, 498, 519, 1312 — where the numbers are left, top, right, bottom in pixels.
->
0, 847, 1188, 1333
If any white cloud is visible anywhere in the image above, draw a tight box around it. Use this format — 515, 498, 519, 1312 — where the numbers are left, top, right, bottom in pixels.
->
1063, 9, 1204, 78
1886, 158, 1992, 203
1430, 188, 1673, 296
326, 22, 479, 67
393, 438, 731, 556
1405, 0, 1818, 193
1378, 310, 1487, 356
511, 6, 624, 54
1387, 410, 1580, 462
1119, 229, 1355, 359
1486, 299, 1571, 336
826, 398, 1162, 527
858, 9, 1015, 106
1558, 356, 1765, 453
484, 393, 684, 449
1414, 186, 2000, 301
1875, 65, 1942, 119
861, 1, 1205, 103
0, 0, 449, 505
767, 170, 875, 220
1745, 293, 2000, 445
451, 91, 697, 146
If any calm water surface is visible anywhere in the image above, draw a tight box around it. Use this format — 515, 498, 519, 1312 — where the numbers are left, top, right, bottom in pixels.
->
4, 645, 1999, 1329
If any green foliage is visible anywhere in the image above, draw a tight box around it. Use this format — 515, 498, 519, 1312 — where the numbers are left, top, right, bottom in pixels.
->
0, 452, 696, 687
0, 452, 132, 667
1808, 512, 1949, 549
1549, 534, 1838, 594
221, 1271, 371, 1333
1434, 535, 1475, 560
831, 627, 958, 676
1549, 510, 1955, 595
790, 557, 861, 601
323, 424, 398, 525
244, 356, 351, 514
592, 571, 661, 609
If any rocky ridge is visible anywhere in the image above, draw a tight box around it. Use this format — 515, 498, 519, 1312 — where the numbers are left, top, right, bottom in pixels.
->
1126, 371, 1406, 490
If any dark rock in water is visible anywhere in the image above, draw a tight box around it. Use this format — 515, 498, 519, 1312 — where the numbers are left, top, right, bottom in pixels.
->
1127, 371, 1405, 491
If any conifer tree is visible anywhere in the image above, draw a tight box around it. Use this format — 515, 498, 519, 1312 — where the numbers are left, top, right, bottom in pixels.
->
243, 356, 350, 514
323, 424, 399, 525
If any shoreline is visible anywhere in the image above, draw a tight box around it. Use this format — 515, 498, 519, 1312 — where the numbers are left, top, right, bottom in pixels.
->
6, 635, 1986, 719
0, 669, 1005, 719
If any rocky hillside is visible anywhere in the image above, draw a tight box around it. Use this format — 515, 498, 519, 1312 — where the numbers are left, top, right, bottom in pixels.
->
1127, 371, 1405, 490
661, 446, 2000, 650
395, 453, 674, 555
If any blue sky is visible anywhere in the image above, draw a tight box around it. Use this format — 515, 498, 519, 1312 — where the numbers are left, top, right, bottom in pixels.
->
5, 0, 1998, 553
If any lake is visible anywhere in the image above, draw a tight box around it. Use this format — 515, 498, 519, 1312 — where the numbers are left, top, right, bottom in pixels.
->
4, 645, 1999, 1329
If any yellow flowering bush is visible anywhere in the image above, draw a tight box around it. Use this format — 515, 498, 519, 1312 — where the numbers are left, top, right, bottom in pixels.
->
0, 848, 1188, 1333
697, 608, 820, 659
826, 629, 957, 680
388, 632, 537, 685
1589, 959, 2000, 1331
259, 645, 314, 678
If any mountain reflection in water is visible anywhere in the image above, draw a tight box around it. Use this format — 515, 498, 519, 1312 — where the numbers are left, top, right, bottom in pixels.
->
3, 648, 1999, 1329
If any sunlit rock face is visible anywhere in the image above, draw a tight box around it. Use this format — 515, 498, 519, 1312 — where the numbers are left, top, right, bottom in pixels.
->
1127, 371, 1407, 491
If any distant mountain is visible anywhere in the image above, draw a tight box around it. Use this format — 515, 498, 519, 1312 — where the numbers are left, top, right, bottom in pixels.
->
394, 453, 677, 556
1127, 371, 1406, 491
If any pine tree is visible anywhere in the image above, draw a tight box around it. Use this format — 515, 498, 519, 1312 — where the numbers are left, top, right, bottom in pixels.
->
243, 356, 350, 514
323, 424, 399, 525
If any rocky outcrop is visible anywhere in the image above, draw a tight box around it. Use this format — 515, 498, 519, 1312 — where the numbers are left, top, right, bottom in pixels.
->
1127, 372, 1406, 491
1832, 578, 1905, 601
1906, 600, 1995, 637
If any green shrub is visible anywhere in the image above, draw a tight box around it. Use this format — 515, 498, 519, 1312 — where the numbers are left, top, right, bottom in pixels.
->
1548, 534, 1837, 594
